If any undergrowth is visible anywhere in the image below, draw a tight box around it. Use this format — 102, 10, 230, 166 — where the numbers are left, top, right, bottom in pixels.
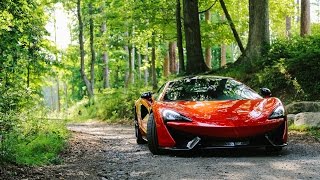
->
73, 86, 151, 123
0, 84, 69, 166
289, 124, 320, 140
215, 35, 320, 103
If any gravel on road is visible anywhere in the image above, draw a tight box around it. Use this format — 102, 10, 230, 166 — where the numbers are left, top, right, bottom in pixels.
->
1, 121, 320, 180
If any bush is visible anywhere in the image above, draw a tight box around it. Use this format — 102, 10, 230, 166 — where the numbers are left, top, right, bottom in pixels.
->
216, 35, 320, 103
0, 84, 68, 165
0, 114, 69, 165
75, 86, 150, 122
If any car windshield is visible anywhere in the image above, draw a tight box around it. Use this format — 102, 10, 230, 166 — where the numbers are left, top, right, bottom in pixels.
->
163, 77, 261, 101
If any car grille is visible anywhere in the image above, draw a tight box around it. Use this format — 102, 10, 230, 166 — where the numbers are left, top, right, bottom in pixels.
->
166, 121, 286, 149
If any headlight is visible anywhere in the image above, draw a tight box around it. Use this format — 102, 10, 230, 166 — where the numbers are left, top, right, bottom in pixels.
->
162, 109, 191, 122
268, 105, 285, 119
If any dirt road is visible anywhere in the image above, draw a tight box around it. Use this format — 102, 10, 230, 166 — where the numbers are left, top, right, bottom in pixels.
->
2, 121, 320, 180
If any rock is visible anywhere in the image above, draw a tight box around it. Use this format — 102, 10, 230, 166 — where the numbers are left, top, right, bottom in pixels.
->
286, 101, 320, 114
287, 114, 295, 126
294, 112, 320, 127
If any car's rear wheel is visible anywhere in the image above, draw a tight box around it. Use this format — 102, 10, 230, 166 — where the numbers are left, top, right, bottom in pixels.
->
147, 113, 163, 155
135, 114, 147, 144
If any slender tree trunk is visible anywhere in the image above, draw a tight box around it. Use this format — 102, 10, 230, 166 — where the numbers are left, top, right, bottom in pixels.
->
300, 0, 310, 37
205, 10, 212, 68
54, 8, 60, 112
89, 2, 96, 99
151, 34, 157, 90
221, 45, 227, 67
244, 0, 270, 63
77, 0, 93, 98
183, 0, 209, 74
144, 55, 149, 86
176, 0, 185, 73
219, 0, 245, 54
164, 51, 170, 77
27, 61, 30, 88
55, 79, 60, 112
124, 43, 129, 87
131, 45, 135, 83
169, 42, 177, 74
64, 82, 68, 110
101, 22, 110, 88
296, 0, 300, 23
126, 46, 134, 87
102, 52, 109, 88
220, 14, 227, 67
138, 53, 142, 80
286, 16, 292, 38
144, 44, 149, 86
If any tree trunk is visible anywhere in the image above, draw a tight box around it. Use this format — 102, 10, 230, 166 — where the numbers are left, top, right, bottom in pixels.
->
144, 55, 149, 86
219, 0, 245, 54
57, 79, 60, 112
101, 21, 110, 88
205, 10, 212, 68
169, 42, 177, 74
77, 0, 93, 99
138, 53, 142, 80
296, 0, 300, 23
151, 34, 157, 90
131, 45, 135, 83
244, 0, 270, 63
221, 44, 227, 67
176, 0, 185, 74
164, 51, 170, 77
183, 0, 209, 74
300, 0, 310, 37
125, 46, 133, 87
286, 16, 292, 38
89, 2, 95, 97
144, 44, 149, 86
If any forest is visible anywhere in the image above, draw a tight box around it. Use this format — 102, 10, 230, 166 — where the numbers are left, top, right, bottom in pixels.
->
1, 0, 320, 165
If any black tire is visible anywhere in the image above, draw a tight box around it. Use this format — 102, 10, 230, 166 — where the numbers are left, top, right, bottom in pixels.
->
135, 114, 147, 144
266, 146, 283, 153
147, 113, 163, 155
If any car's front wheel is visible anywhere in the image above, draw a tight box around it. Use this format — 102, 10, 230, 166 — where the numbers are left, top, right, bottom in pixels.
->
147, 113, 163, 155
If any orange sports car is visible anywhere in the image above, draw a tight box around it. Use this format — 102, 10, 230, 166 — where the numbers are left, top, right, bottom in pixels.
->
134, 76, 287, 154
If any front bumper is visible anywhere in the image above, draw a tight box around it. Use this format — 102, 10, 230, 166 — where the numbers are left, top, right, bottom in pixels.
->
158, 119, 287, 150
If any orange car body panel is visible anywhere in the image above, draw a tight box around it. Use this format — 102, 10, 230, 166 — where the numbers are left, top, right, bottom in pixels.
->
152, 97, 286, 148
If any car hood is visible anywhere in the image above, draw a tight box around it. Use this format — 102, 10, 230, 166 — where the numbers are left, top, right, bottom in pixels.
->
155, 98, 281, 123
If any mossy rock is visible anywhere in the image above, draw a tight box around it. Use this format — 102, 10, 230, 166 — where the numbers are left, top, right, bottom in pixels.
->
286, 101, 320, 114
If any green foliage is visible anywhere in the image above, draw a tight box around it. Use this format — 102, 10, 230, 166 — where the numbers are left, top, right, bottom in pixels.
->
216, 35, 320, 103
75, 85, 150, 122
1, 118, 68, 165
289, 124, 320, 140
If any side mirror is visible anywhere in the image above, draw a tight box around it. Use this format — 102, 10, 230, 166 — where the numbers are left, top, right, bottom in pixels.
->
260, 88, 272, 98
141, 91, 152, 99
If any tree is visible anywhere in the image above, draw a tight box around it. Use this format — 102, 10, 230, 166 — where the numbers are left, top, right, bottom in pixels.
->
300, 0, 311, 36
77, 0, 94, 99
244, 0, 270, 63
205, 10, 212, 68
169, 42, 177, 74
219, 0, 245, 54
100, 7, 110, 88
183, 0, 209, 74
176, 0, 185, 73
